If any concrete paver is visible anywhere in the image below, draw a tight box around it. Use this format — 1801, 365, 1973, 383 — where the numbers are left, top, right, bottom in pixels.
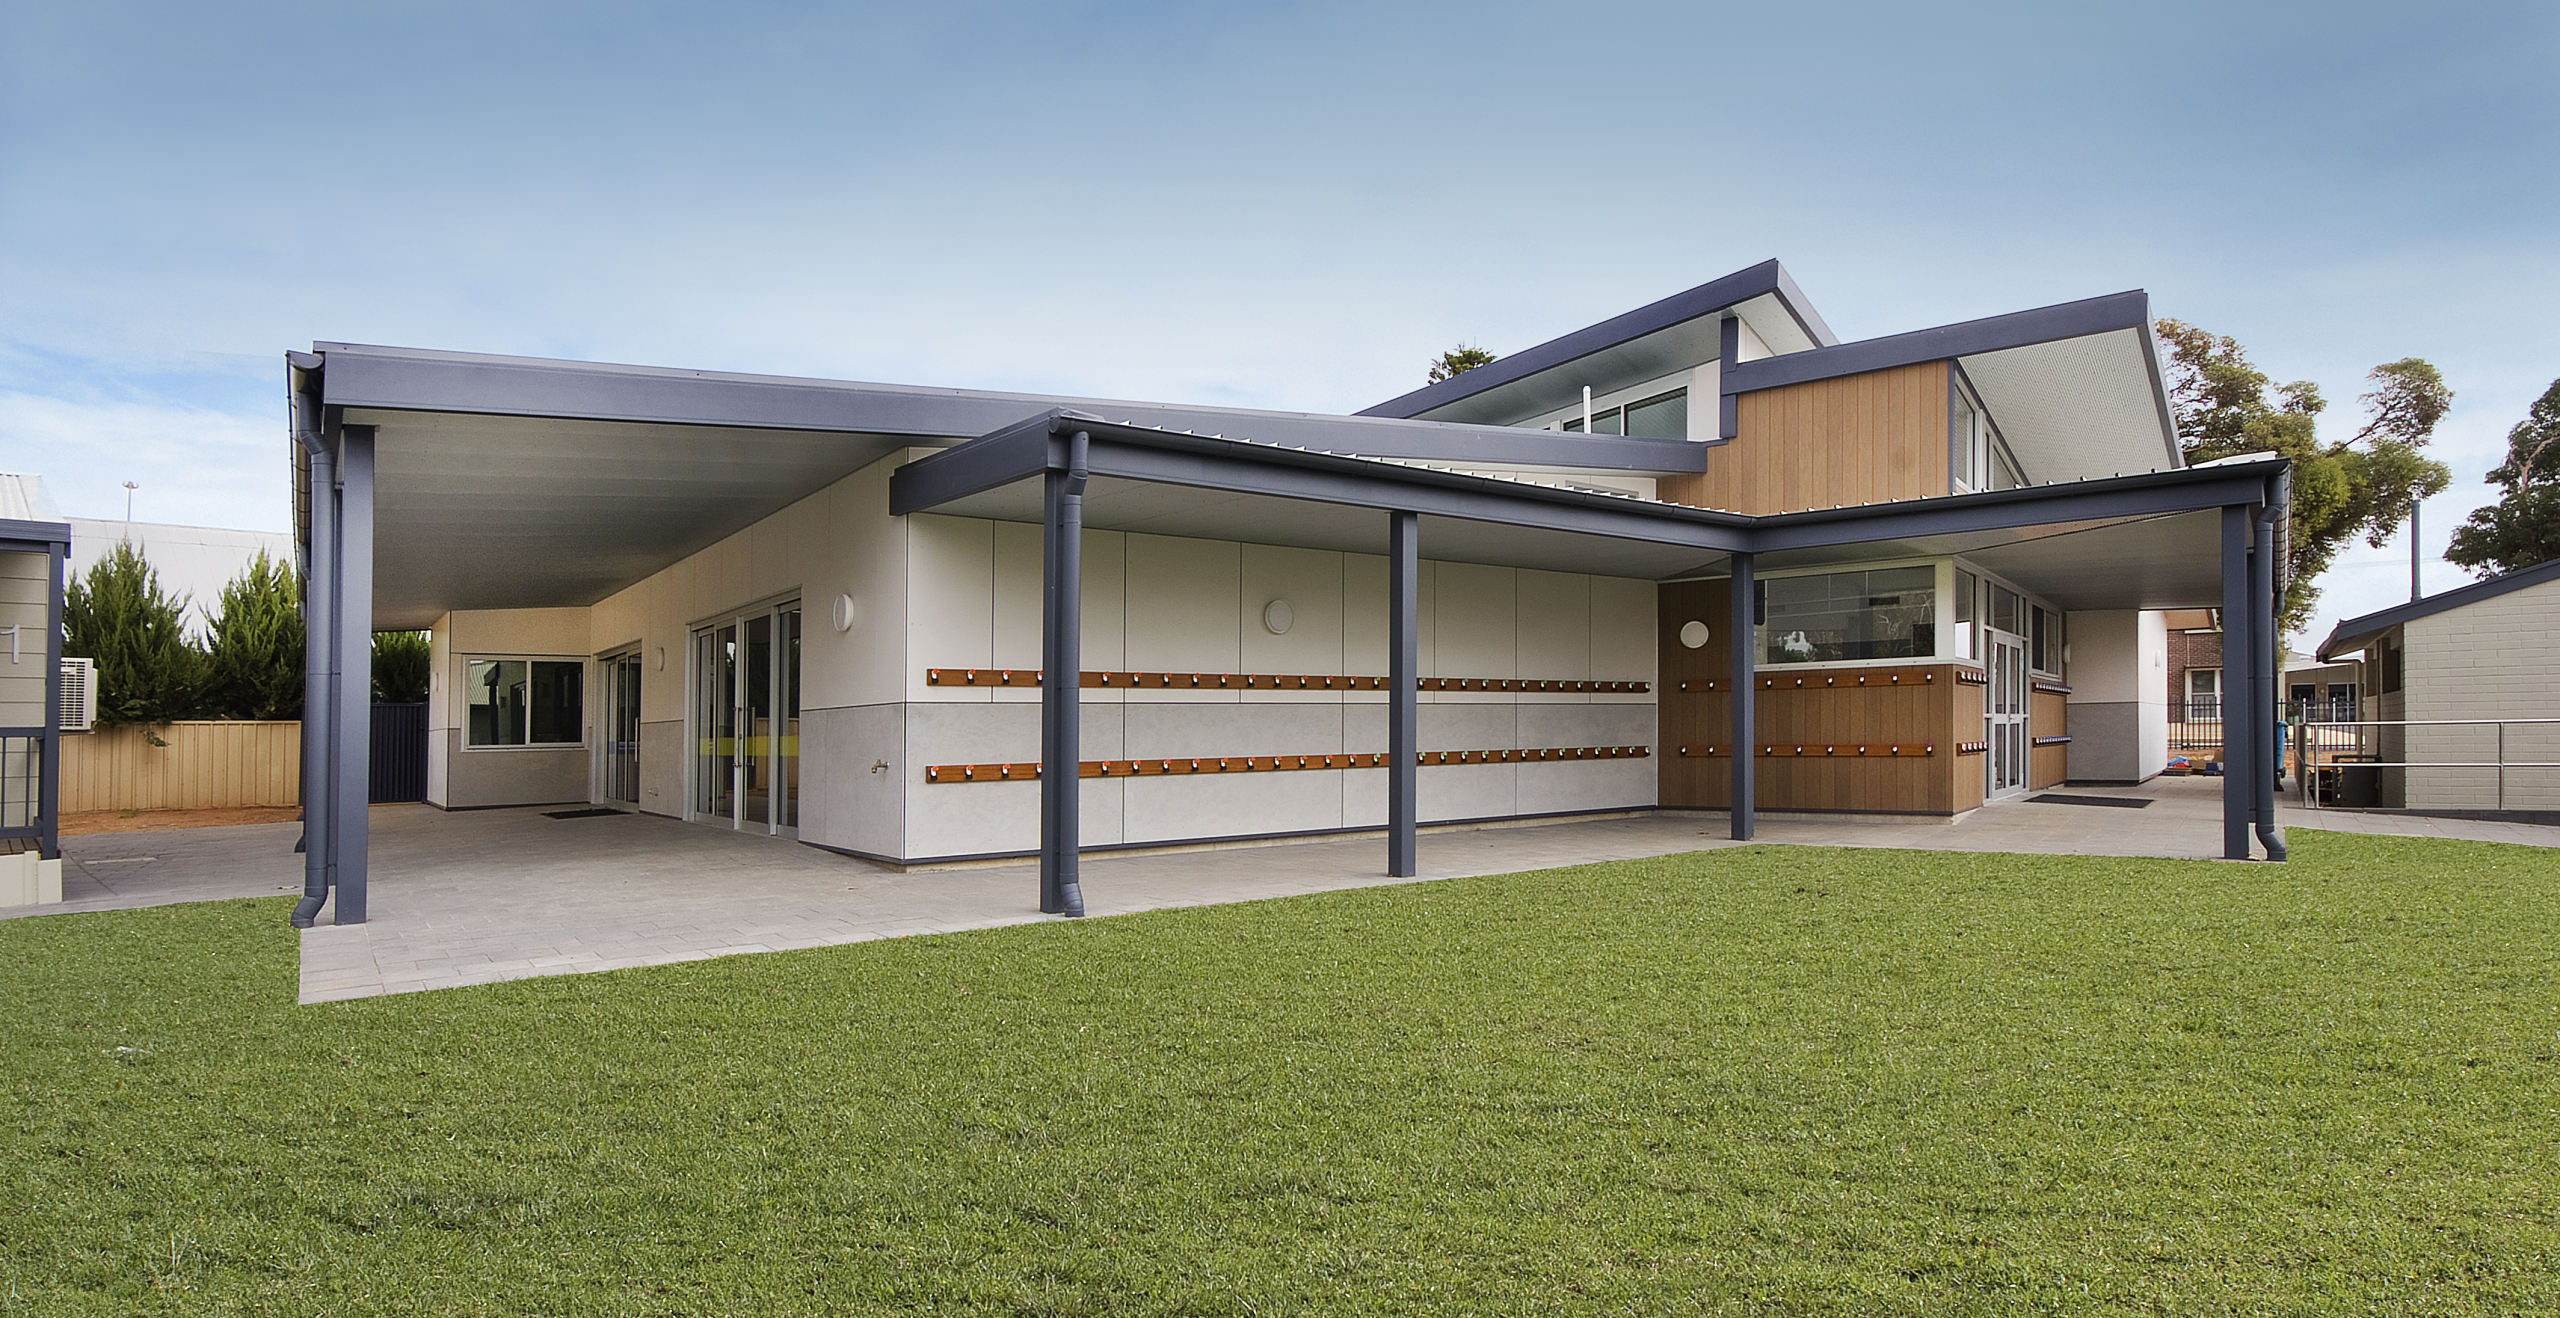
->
21, 777, 2560, 1002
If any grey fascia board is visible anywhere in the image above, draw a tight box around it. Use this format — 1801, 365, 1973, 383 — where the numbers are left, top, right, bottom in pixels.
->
1722, 290, 2153, 396
314, 342, 1703, 473
1746, 460, 2284, 553
0, 518, 73, 546
2316, 554, 2560, 661
896, 414, 1751, 551
1356, 259, 1797, 420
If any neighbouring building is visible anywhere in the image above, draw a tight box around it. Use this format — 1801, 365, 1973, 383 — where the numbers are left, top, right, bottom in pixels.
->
2316, 557, 2560, 815
282, 260, 2292, 925
1, 473, 69, 906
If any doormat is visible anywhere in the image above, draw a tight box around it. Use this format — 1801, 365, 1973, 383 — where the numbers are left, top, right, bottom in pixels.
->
2026, 794, 2151, 809
542, 807, 629, 820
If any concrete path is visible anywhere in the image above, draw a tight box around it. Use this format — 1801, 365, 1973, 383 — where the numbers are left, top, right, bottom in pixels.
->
20, 778, 2560, 1002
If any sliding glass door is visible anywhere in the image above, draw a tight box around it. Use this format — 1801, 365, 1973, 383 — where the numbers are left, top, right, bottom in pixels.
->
692, 602, 800, 836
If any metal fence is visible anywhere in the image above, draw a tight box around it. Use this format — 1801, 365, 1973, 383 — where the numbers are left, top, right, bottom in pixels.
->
370, 702, 428, 804
2296, 717, 2560, 813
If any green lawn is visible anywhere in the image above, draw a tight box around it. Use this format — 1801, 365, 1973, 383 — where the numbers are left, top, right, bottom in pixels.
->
4, 832, 2556, 1315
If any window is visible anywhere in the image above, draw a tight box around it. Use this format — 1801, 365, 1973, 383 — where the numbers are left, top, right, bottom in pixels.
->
1755, 566, 1936, 665
1562, 387, 1688, 440
2185, 668, 2220, 720
1951, 388, 1980, 490
1953, 569, 1977, 660
1988, 584, 2024, 637
466, 658, 584, 747
2030, 606, 2063, 674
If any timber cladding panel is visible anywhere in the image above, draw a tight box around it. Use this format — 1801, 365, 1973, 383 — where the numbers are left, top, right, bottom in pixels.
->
1656, 579, 1985, 814
2029, 689, 2070, 790
60, 722, 301, 813
1659, 361, 1950, 514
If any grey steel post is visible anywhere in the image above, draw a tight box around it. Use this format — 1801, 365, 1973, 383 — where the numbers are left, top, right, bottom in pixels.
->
1728, 552, 1757, 840
39, 539, 63, 861
2221, 504, 2253, 860
1039, 428, 1088, 916
333, 427, 376, 922
2251, 502, 2286, 860
1387, 510, 1419, 877
293, 439, 336, 927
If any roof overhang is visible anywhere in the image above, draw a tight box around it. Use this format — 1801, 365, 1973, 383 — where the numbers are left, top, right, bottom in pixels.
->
1358, 259, 1836, 426
1723, 291, 2181, 482
897, 414, 2287, 610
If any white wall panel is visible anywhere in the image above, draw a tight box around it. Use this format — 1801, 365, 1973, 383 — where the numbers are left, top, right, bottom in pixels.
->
1241, 544, 1346, 692
1124, 533, 1242, 703
905, 514, 995, 704
989, 520, 1044, 700
1430, 562, 1516, 702
1515, 569, 1592, 702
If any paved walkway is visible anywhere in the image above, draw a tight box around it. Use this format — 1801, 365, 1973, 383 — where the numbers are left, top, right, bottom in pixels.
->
20, 779, 2560, 1003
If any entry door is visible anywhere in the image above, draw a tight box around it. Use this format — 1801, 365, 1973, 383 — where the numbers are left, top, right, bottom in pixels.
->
603, 652, 642, 804
1986, 631, 2029, 798
692, 603, 801, 836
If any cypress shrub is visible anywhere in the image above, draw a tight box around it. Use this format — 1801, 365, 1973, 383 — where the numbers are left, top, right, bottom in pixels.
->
203, 550, 305, 720
63, 542, 207, 727
372, 630, 430, 703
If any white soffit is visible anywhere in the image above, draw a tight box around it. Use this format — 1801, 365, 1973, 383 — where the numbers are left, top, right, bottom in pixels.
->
350, 409, 914, 628
1731, 292, 1819, 356
1959, 328, 2174, 483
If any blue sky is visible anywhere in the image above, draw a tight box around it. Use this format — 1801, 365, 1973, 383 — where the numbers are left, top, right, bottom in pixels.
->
4, 0, 2554, 644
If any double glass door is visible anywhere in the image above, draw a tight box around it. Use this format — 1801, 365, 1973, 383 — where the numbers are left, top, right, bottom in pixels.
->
602, 652, 642, 804
1986, 631, 2029, 798
694, 603, 801, 835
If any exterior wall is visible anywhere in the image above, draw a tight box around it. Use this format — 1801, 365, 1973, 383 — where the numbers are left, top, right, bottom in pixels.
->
2028, 688, 2070, 789
903, 524, 1658, 861
68, 519, 291, 637
2399, 576, 2560, 810
1656, 578, 1984, 815
1659, 361, 1949, 514
2166, 627, 2222, 711
2063, 610, 2167, 783
427, 607, 593, 809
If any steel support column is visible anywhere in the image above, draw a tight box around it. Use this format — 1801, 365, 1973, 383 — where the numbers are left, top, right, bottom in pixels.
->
1039, 429, 1089, 916
333, 427, 375, 922
1387, 510, 1419, 877
292, 441, 336, 927
1728, 552, 1757, 840
38, 539, 64, 861
2220, 504, 2253, 860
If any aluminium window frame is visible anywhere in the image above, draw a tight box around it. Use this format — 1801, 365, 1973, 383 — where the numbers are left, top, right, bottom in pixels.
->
460, 654, 590, 752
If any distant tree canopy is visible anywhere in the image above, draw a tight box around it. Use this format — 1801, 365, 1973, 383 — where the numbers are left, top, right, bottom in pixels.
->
64, 542, 205, 727
2156, 320, 2452, 633
1427, 344, 1498, 384
60, 545, 356, 726
203, 550, 304, 720
372, 630, 431, 703
2445, 378, 2560, 578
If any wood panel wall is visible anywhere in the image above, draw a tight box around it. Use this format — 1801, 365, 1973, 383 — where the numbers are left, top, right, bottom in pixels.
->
1657, 580, 1987, 815
1660, 361, 1950, 514
60, 722, 301, 813
2029, 689, 2070, 790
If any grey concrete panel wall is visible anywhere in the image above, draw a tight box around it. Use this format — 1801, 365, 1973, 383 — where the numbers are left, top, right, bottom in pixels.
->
2403, 579, 2560, 810
637, 719, 684, 816
2067, 702, 2141, 782
440, 731, 588, 808
798, 703, 903, 857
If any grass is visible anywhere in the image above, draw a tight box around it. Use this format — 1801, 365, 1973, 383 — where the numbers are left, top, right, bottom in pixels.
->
3, 831, 2557, 1315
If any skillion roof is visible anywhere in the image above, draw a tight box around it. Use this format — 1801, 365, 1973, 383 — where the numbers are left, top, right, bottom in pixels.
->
2318, 556, 2560, 661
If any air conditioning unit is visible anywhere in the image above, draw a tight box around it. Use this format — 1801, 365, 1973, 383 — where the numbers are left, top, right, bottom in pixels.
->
58, 657, 96, 733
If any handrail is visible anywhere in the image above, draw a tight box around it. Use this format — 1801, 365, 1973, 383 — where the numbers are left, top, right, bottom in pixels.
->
2294, 718, 2560, 812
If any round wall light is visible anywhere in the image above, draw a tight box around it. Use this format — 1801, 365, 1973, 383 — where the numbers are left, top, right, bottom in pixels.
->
833, 592, 857, 633
1678, 620, 1710, 649
652, 647, 666, 672
1263, 599, 1294, 636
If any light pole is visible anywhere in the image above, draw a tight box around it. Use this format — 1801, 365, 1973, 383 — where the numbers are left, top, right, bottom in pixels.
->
122, 480, 137, 525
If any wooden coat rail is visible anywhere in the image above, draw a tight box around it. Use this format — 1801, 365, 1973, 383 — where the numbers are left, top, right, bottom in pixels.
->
1674, 743, 1936, 759
924, 668, 1648, 693
1672, 665, 1950, 693
925, 744, 1652, 784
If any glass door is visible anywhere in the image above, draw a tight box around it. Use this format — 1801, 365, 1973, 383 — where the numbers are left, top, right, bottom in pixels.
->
692, 602, 799, 836
603, 651, 642, 804
1986, 631, 2029, 798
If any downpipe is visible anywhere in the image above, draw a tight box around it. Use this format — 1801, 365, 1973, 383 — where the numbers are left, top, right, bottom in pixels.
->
288, 366, 334, 926
1055, 429, 1090, 918
2252, 502, 2288, 861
